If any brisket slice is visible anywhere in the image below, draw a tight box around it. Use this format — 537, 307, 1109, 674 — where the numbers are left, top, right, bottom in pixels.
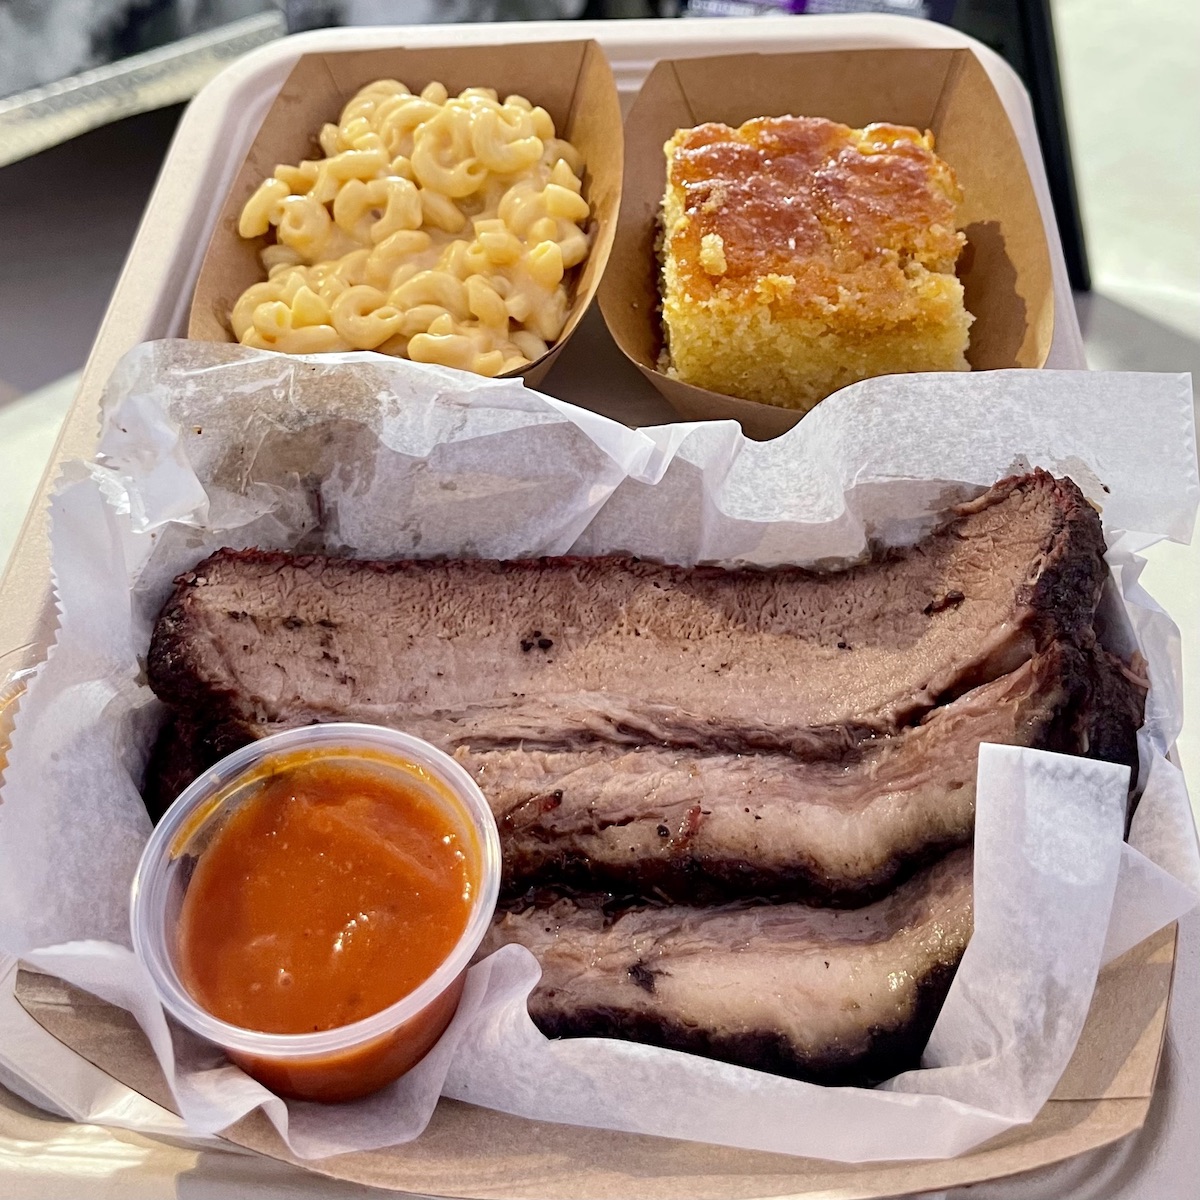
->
1075, 647, 1148, 772
483, 642, 1119, 904
145, 641, 1144, 903
480, 848, 974, 1087
147, 471, 1107, 756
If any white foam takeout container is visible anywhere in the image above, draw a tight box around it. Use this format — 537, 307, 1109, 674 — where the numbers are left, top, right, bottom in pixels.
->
8, 15, 1186, 1200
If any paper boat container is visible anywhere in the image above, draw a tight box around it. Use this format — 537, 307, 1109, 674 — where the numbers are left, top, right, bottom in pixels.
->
188, 40, 622, 389
599, 47, 1054, 440
15, 921, 1175, 1199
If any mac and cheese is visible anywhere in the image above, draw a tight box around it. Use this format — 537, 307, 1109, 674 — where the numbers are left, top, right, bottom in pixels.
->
231, 79, 592, 375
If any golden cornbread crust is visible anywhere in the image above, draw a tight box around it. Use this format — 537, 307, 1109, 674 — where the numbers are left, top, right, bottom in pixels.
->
661, 116, 974, 413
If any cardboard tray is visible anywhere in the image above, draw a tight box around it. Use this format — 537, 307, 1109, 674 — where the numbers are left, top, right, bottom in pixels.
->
0, 16, 1175, 1200
600, 47, 1054, 439
14, 922, 1176, 1198
187, 40, 623, 389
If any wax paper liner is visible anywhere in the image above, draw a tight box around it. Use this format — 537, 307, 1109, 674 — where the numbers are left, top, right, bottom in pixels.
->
1, 342, 1197, 1161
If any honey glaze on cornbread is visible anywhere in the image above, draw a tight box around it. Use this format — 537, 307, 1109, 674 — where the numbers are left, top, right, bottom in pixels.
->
661, 116, 974, 414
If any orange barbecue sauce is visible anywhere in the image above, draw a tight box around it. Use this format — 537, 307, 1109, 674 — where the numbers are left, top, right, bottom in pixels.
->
177, 755, 476, 1048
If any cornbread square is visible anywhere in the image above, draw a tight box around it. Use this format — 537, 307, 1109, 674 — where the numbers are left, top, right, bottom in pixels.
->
660, 116, 974, 413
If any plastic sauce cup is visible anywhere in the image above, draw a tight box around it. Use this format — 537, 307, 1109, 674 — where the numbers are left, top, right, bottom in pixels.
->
130, 723, 501, 1103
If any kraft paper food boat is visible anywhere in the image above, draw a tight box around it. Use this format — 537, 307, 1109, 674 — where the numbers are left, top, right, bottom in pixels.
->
14, 926, 1178, 1199
187, 39, 623, 388
0, 17, 1189, 1200
7, 359, 1187, 1196
600, 47, 1055, 439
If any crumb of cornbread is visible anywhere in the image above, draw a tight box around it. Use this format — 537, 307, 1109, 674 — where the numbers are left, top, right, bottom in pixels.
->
660, 116, 974, 413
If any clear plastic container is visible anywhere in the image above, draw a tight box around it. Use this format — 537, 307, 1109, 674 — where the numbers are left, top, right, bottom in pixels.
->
130, 723, 501, 1103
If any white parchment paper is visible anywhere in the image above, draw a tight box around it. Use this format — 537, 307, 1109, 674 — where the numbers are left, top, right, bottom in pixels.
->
1, 341, 1198, 1162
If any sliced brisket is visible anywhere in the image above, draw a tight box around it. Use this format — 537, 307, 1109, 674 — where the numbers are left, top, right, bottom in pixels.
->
141, 469, 1146, 1084
481, 848, 974, 1086
147, 471, 1107, 755
148, 639, 1142, 901
483, 642, 1110, 904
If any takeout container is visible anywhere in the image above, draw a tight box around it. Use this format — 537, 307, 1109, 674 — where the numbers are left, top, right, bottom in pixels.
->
187, 39, 623, 387
20, 923, 1179, 1196
130, 723, 502, 1103
1, 15, 1183, 1200
599, 46, 1056, 439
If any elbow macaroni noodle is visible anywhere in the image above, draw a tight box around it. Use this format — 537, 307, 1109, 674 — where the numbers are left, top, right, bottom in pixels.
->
231, 79, 592, 374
